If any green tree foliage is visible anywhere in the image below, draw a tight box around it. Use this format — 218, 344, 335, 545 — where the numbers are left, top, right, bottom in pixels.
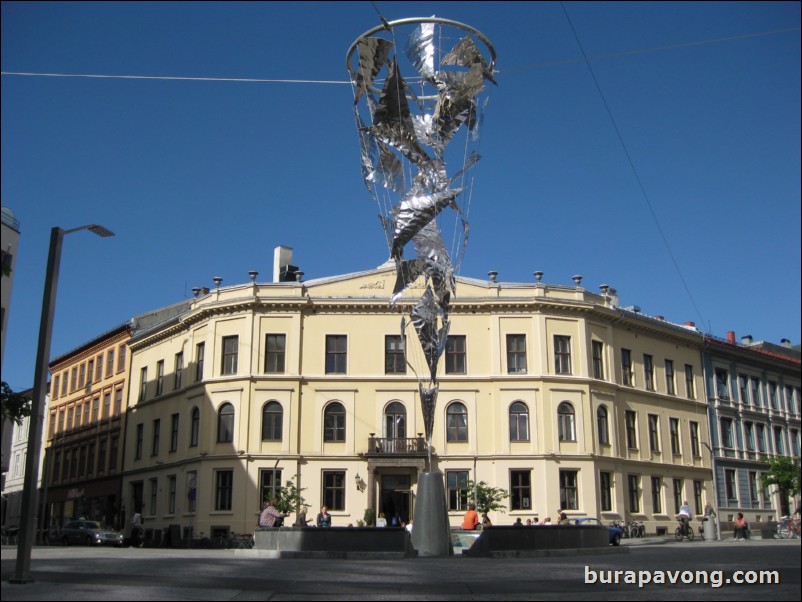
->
760, 455, 802, 502
1, 381, 31, 427
466, 480, 510, 515
273, 479, 307, 515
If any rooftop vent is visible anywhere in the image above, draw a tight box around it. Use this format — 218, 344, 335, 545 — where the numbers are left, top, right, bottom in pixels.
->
741, 335, 753, 345
780, 338, 792, 348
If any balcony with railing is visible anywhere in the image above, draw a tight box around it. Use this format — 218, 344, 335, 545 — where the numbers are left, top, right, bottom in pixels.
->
365, 435, 427, 456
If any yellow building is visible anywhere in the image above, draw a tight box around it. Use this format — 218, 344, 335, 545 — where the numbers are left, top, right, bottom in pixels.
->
120, 257, 713, 540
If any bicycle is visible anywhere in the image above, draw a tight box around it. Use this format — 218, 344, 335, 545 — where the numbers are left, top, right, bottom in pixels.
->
675, 518, 694, 541
628, 521, 645, 538
777, 516, 801, 539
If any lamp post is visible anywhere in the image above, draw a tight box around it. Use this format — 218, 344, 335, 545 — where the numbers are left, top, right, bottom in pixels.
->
11, 224, 114, 584
701, 441, 722, 541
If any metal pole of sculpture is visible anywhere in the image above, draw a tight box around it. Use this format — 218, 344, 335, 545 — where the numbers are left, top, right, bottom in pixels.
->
347, 17, 496, 556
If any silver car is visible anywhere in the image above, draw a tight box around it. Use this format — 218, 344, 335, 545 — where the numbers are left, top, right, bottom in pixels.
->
60, 520, 124, 546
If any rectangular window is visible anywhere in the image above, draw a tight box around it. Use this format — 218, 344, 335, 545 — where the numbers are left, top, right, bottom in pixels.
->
628, 475, 640, 513
170, 413, 179, 452
769, 382, 778, 410
114, 388, 123, 416
79, 363, 86, 389
626, 411, 638, 449
739, 375, 749, 405
720, 418, 733, 448
744, 421, 755, 452
690, 421, 700, 456
103, 393, 110, 421
168, 476, 177, 514
385, 335, 406, 375
92, 397, 99, 423
78, 446, 86, 477
259, 468, 283, 505
725, 469, 738, 503
174, 352, 183, 390
784, 385, 794, 413
265, 334, 286, 373
155, 360, 164, 396
96, 355, 103, 382
195, 342, 205, 381
118, 344, 126, 372
87, 360, 94, 385
506, 334, 527, 374
135, 424, 144, 460
71, 367, 78, 392
446, 470, 469, 511
53, 375, 60, 400
591, 340, 604, 380
221, 336, 239, 375
554, 335, 571, 374
673, 478, 683, 515
152, 419, 160, 456
715, 369, 730, 399
749, 471, 759, 507
773, 427, 784, 454
97, 439, 107, 475
139, 367, 148, 401
107, 350, 115, 377
109, 436, 119, 470
600, 472, 612, 512
445, 335, 466, 374
149, 478, 158, 515
751, 378, 762, 407
621, 349, 633, 386
693, 481, 703, 515
510, 470, 532, 510
61, 371, 68, 396
670, 418, 680, 454
648, 414, 660, 452
643, 354, 654, 390
187, 471, 197, 513
322, 470, 345, 511
325, 335, 347, 374
651, 477, 662, 514
757, 424, 767, 453
665, 360, 675, 395
215, 470, 233, 511
685, 364, 695, 399
560, 470, 578, 510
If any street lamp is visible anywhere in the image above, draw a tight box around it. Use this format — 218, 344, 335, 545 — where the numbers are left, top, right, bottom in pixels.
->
701, 441, 722, 541
11, 224, 114, 584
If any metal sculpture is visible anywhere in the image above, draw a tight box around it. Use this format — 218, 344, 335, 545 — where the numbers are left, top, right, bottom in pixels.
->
347, 16, 495, 460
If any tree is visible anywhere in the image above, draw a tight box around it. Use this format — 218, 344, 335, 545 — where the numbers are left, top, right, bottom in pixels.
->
760, 455, 802, 513
273, 478, 307, 515
466, 480, 510, 515
1, 381, 31, 428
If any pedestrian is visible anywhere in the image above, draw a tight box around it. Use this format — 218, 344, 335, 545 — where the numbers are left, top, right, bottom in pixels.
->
733, 512, 749, 541
317, 505, 332, 528
462, 503, 479, 530
259, 499, 287, 528
376, 512, 387, 527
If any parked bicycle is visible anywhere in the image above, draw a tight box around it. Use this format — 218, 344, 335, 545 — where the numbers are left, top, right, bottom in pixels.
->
675, 518, 695, 541
777, 516, 801, 539
627, 521, 645, 538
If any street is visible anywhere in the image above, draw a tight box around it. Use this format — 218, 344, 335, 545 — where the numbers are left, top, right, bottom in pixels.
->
1, 538, 800, 600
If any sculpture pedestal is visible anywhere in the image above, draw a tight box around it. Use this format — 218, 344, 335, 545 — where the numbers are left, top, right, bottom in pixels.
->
411, 471, 453, 557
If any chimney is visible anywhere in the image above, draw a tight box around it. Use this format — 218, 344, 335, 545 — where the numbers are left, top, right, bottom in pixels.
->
684, 321, 696, 328
741, 335, 753, 345
488, 271, 498, 282
655, 316, 664, 321
780, 338, 792, 348
726, 331, 736, 345
273, 245, 295, 283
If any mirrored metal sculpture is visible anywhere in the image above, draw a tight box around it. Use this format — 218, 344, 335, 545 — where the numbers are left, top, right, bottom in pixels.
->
347, 17, 496, 466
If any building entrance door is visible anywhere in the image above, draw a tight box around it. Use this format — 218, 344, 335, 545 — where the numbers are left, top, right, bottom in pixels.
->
380, 474, 411, 525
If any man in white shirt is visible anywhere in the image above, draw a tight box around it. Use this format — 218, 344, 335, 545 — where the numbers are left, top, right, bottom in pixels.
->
678, 501, 692, 537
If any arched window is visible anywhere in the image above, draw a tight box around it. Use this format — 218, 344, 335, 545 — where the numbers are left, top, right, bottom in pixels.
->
217, 403, 235, 443
558, 402, 575, 442
384, 402, 406, 439
509, 401, 530, 441
446, 402, 468, 442
597, 405, 609, 445
324, 402, 346, 442
261, 401, 283, 441
190, 407, 200, 447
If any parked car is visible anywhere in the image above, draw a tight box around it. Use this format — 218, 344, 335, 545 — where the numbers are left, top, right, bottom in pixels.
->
60, 520, 124, 546
566, 517, 623, 546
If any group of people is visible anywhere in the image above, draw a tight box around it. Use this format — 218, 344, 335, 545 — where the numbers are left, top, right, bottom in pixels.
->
257, 501, 331, 529
462, 504, 569, 530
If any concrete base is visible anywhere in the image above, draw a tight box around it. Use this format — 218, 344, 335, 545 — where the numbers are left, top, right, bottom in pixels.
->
410, 471, 453, 557
252, 527, 414, 558
465, 525, 610, 557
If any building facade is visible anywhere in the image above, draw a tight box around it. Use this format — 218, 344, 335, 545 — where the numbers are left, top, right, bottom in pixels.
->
44, 324, 132, 531
703, 334, 801, 525
120, 264, 715, 539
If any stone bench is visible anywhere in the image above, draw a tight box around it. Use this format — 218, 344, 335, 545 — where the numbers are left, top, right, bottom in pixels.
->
464, 524, 611, 557
253, 526, 415, 558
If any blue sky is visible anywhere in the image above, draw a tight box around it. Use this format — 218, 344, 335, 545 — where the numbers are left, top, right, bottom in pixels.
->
2, 1, 800, 392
